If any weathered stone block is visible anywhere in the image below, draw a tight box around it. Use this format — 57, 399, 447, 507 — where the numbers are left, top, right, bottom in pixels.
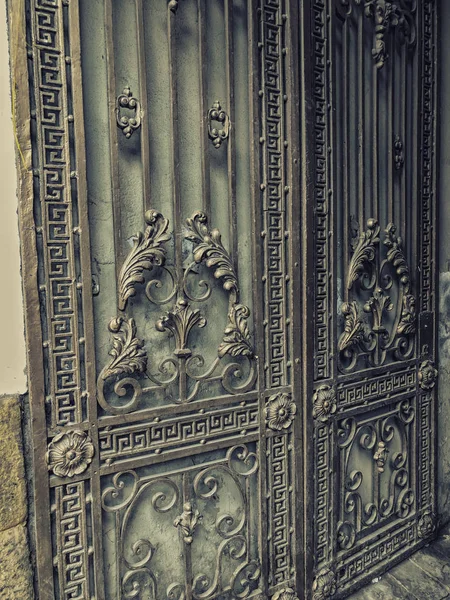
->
0, 395, 27, 531
0, 524, 34, 599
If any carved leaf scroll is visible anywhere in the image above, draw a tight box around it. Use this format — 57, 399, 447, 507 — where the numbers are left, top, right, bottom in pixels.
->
118, 210, 170, 311
185, 211, 238, 294
101, 317, 147, 379
218, 304, 254, 358
347, 218, 380, 290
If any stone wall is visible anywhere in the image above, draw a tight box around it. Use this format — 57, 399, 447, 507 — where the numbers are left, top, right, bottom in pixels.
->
0, 396, 34, 599
438, 0, 450, 530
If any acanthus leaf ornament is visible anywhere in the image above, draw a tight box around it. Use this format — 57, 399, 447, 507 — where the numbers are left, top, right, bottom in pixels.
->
346, 218, 380, 290
101, 317, 147, 378
47, 430, 94, 478
97, 317, 147, 414
156, 299, 206, 355
312, 385, 337, 423
265, 393, 296, 431
338, 301, 365, 352
340, 220, 416, 372
312, 568, 336, 600
418, 360, 438, 391
173, 501, 202, 544
185, 211, 238, 294
118, 210, 170, 311
116, 86, 142, 139
218, 304, 254, 358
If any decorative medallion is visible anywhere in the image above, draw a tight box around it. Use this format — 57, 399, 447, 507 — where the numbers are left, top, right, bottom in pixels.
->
418, 360, 438, 391
173, 502, 202, 544
207, 100, 230, 149
265, 393, 296, 431
116, 86, 142, 139
418, 510, 437, 539
312, 385, 337, 423
47, 430, 94, 478
312, 568, 336, 600
272, 588, 299, 600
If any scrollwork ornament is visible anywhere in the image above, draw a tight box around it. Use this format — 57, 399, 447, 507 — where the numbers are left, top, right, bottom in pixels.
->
418, 509, 436, 539
272, 588, 299, 600
185, 211, 238, 294
338, 301, 365, 352
156, 299, 206, 354
218, 304, 254, 358
418, 360, 438, 391
208, 100, 230, 149
312, 568, 336, 600
47, 430, 94, 478
313, 385, 337, 423
118, 210, 171, 311
347, 218, 380, 290
97, 317, 147, 414
173, 502, 202, 544
265, 393, 296, 431
116, 86, 141, 138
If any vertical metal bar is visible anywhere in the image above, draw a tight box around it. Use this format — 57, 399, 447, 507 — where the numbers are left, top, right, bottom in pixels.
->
225, 0, 238, 268
401, 44, 407, 241
168, 3, 183, 285
357, 9, 364, 226
136, 0, 151, 212
388, 48, 394, 224
182, 474, 193, 600
248, 0, 267, 594
69, 0, 105, 596
105, 0, 123, 284
343, 18, 349, 300
373, 63, 379, 221
198, 0, 210, 214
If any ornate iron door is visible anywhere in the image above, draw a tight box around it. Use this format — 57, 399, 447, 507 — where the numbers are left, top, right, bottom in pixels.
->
304, 1, 439, 599
14, 0, 303, 599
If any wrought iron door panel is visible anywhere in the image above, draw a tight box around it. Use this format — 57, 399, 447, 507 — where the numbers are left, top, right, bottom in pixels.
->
18, 0, 300, 598
306, 1, 438, 598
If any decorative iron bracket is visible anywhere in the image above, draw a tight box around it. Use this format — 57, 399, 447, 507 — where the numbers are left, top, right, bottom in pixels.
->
208, 100, 230, 149
116, 86, 142, 139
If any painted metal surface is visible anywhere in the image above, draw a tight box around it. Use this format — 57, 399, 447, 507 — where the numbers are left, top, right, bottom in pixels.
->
8, 0, 438, 599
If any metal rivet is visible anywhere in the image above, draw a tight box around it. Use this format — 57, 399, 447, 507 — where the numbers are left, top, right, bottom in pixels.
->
68, 114, 74, 122
155, 448, 162, 454
258, 90, 264, 97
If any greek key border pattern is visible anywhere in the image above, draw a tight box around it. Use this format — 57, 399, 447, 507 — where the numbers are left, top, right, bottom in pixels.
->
53, 482, 92, 600
337, 365, 416, 409
419, 1, 435, 313
99, 402, 259, 467
31, 0, 86, 428
260, 0, 290, 389
419, 393, 432, 510
267, 433, 294, 588
336, 521, 416, 590
314, 423, 331, 567
312, 0, 332, 381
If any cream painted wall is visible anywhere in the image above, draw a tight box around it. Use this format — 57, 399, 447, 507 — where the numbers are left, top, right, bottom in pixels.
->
0, 0, 26, 394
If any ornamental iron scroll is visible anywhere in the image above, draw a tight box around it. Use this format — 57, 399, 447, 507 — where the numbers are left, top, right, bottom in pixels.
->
336, 399, 415, 551
338, 220, 416, 372
101, 445, 261, 600
116, 86, 142, 139
47, 430, 94, 478
208, 100, 230, 149
339, 0, 416, 69
97, 210, 256, 413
